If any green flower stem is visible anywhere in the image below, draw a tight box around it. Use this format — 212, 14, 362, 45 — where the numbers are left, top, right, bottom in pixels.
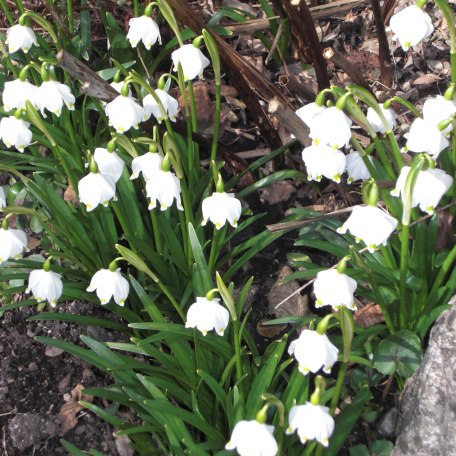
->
150, 209, 163, 255
369, 269, 396, 333
435, 0, 456, 83
399, 224, 410, 329
232, 318, 245, 402
391, 96, 421, 118
429, 240, 456, 297
0, 0, 15, 25
178, 210, 190, 269
157, 0, 184, 47
179, 180, 195, 271
67, 0, 74, 34
20, 12, 61, 50
329, 361, 347, 415
133, 0, 139, 17
62, 110, 82, 169
211, 80, 221, 163
15, 0, 25, 15
387, 131, 403, 171
187, 81, 200, 182
350, 136, 381, 181
372, 136, 395, 179
53, 145, 78, 192
451, 128, 456, 217
0, 41, 19, 77
208, 224, 227, 273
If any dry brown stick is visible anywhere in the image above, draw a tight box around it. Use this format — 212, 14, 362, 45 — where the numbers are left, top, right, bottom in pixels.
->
278, 74, 316, 102
370, 0, 393, 87
271, 0, 330, 91
323, 47, 374, 94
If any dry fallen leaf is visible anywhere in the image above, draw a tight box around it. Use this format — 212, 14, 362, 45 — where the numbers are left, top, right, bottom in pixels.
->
115, 434, 135, 456
260, 180, 296, 206
413, 73, 441, 85
58, 384, 94, 435
64, 182, 78, 205
354, 303, 384, 328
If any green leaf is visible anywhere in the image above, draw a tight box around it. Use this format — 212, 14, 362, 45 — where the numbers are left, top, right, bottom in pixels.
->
373, 330, 423, 378
350, 440, 394, 456
59, 439, 87, 456
189, 223, 213, 292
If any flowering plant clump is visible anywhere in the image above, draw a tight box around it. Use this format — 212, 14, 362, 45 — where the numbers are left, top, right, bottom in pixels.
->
1, 0, 456, 454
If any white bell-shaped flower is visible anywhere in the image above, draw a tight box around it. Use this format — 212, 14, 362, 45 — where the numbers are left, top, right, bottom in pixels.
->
406, 118, 449, 158
130, 152, 163, 181
6, 24, 38, 53
35, 81, 75, 117
127, 15, 161, 50
287, 403, 335, 447
143, 89, 179, 123
0, 227, 27, 263
171, 44, 210, 81
202, 192, 242, 229
26, 269, 63, 307
288, 329, 339, 375
337, 205, 398, 253
346, 151, 371, 184
78, 172, 116, 212
422, 95, 456, 135
226, 420, 278, 456
185, 297, 230, 336
0, 116, 33, 152
302, 144, 346, 183
105, 94, 146, 134
314, 269, 357, 311
391, 166, 453, 214
87, 267, 129, 306
0, 187, 6, 209
3, 79, 37, 111
110, 81, 132, 96
310, 107, 352, 149
389, 5, 434, 51
295, 103, 327, 129
366, 104, 397, 134
146, 169, 183, 211
93, 148, 124, 183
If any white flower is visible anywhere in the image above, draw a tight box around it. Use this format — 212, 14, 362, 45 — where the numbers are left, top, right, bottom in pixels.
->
422, 95, 456, 134
314, 269, 357, 311
287, 403, 335, 447
105, 95, 146, 133
171, 44, 210, 81
337, 205, 398, 253
295, 103, 327, 129
130, 152, 163, 181
288, 329, 339, 375
202, 192, 242, 229
301, 144, 346, 183
185, 297, 230, 336
310, 107, 352, 149
366, 104, 397, 134
110, 81, 132, 96
87, 268, 129, 306
0, 116, 33, 152
0, 187, 6, 209
3, 79, 37, 111
389, 5, 433, 51
0, 227, 27, 263
143, 89, 179, 123
226, 420, 278, 456
93, 148, 124, 183
346, 151, 371, 184
146, 169, 183, 211
6, 24, 38, 53
391, 166, 453, 214
26, 269, 63, 307
406, 118, 449, 158
127, 15, 161, 50
35, 81, 75, 117
78, 172, 116, 212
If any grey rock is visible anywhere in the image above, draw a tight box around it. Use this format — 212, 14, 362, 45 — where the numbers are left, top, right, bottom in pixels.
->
9, 413, 59, 450
392, 298, 456, 456
377, 407, 398, 438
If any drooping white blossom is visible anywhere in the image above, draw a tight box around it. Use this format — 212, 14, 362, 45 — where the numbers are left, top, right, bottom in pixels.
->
0, 116, 33, 152
6, 24, 38, 54
93, 148, 124, 183
202, 192, 242, 229
87, 268, 129, 306
346, 151, 371, 184
295, 103, 327, 129
143, 89, 179, 123
130, 152, 163, 181
287, 403, 335, 447
422, 95, 456, 135
185, 297, 230, 336
145, 169, 183, 211
288, 329, 339, 376
26, 269, 63, 307
3, 79, 37, 111
391, 166, 453, 214
406, 118, 449, 158
226, 420, 278, 456
78, 172, 116, 212
310, 107, 352, 149
314, 269, 357, 311
105, 95, 146, 133
35, 81, 75, 117
389, 5, 434, 51
301, 144, 346, 183
127, 15, 161, 50
0, 187, 6, 209
366, 104, 397, 134
0, 227, 27, 263
337, 205, 398, 253
110, 81, 132, 96
171, 44, 210, 81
